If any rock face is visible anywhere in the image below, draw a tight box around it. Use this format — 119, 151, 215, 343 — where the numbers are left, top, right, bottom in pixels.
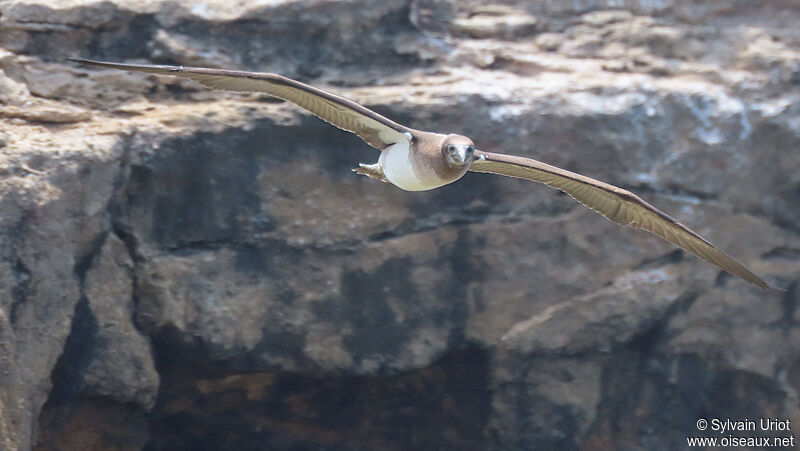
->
1, 0, 799, 449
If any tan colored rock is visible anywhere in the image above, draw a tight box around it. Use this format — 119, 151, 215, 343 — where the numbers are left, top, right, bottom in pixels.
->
0, 0, 798, 449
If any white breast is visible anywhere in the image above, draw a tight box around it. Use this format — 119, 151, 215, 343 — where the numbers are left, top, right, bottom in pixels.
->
379, 140, 439, 191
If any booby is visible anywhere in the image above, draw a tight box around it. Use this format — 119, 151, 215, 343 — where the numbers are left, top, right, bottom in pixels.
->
68, 58, 780, 290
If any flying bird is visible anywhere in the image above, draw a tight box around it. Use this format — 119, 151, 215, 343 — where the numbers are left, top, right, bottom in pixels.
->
68, 58, 780, 290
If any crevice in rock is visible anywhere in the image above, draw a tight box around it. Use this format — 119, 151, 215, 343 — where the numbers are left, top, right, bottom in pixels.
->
364, 206, 578, 245
9, 258, 31, 326
106, 132, 163, 369
111, 220, 151, 341
627, 290, 699, 350
7, 212, 31, 327
44, 296, 99, 405
111, 222, 140, 262
44, 229, 107, 406
73, 233, 107, 283
107, 132, 139, 256
148, 205, 582, 257
365, 215, 474, 243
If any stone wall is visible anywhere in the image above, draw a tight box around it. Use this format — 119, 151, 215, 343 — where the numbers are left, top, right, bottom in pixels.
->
1, 0, 799, 449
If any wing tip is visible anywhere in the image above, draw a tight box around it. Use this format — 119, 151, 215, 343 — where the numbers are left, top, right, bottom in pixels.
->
739, 272, 784, 292
67, 57, 113, 68
763, 282, 787, 293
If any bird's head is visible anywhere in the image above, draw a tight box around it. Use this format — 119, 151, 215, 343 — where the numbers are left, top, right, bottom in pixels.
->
442, 134, 476, 167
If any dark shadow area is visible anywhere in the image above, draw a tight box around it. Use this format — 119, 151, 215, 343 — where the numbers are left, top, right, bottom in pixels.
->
35, 397, 150, 451
144, 346, 491, 451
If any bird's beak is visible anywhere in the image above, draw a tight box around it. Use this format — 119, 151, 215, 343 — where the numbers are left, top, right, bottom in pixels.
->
454, 145, 471, 164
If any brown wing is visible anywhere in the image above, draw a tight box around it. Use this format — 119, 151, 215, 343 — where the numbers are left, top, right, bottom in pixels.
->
68, 58, 410, 150
470, 150, 779, 290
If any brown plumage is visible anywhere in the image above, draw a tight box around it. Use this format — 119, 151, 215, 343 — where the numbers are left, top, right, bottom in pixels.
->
470, 152, 778, 290
69, 57, 780, 290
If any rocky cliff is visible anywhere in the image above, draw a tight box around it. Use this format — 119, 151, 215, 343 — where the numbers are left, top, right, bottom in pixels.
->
1, 0, 799, 449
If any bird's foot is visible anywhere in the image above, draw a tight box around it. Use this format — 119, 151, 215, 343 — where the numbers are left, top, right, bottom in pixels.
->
352, 162, 389, 183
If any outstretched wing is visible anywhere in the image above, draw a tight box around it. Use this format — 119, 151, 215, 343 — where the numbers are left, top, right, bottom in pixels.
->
470, 150, 778, 290
69, 58, 410, 150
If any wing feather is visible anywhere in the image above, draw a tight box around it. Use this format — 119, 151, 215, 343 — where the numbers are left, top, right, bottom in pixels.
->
471, 151, 778, 290
68, 58, 409, 149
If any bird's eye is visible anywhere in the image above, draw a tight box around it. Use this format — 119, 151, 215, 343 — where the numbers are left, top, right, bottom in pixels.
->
447, 144, 456, 152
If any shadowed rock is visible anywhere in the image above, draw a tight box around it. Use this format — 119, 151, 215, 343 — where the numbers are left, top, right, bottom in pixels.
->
0, 0, 798, 450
